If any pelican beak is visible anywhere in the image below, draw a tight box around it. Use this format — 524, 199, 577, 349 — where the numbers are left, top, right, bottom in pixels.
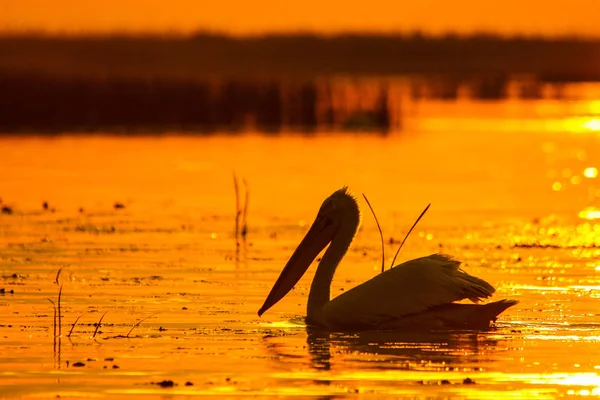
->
258, 216, 336, 316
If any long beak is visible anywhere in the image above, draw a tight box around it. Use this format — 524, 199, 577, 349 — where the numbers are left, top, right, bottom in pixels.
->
258, 217, 336, 316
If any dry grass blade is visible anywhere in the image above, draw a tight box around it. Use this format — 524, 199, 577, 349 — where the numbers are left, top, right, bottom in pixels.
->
390, 204, 431, 269
48, 299, 57, 353
92, 312, 107, 338
362, 194, 385, 273
55, 268, 62, 285
126, 313, 157, 338
233, 172, 241, 245
57, 284, 63, 337
48, 298, 57, 337
241, 178, 249, 239
68, 314, 83, 338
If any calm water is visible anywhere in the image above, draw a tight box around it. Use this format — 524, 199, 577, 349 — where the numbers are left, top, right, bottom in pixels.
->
1, 96, 600, 398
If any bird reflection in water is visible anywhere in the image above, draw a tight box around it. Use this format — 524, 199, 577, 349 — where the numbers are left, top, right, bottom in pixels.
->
305, 326, 502, 372
262, 324, 506, 373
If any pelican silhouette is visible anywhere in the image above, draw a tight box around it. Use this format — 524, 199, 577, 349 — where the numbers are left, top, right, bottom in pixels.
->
258, 187, 516, 330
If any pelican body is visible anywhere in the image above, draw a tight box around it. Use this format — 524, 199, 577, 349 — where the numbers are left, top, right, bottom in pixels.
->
258, 187, 517, 331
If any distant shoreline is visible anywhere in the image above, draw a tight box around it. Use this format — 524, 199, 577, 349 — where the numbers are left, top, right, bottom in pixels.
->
2, 30, 599, 40
1, 32, 599, 81
2, 32, 599, 134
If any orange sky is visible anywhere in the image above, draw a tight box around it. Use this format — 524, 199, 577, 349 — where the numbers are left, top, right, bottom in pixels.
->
1, 0, 599, 37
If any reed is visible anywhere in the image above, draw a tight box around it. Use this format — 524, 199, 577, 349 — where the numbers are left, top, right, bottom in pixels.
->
48, 299, 56, 352
241, 178, 249, 239
126, 313, 157, 338
390, 204, 431, 268
55, 268, 62, 285
57, 284, 63, 337
67, 314, 83, 338
362, 194, 385, 273
233, 173, 250, 245
92, 312, 107, 339
233, 172, 241, 247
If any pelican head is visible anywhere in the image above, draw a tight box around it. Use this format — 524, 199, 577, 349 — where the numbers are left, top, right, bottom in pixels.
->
258, 187, 361, 316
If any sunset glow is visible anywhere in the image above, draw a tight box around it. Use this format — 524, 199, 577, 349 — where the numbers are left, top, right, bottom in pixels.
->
3, 0, 600, 397
1, 0, 600, 36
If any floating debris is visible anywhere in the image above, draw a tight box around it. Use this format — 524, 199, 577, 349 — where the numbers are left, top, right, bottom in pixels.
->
152, 380, 175, 388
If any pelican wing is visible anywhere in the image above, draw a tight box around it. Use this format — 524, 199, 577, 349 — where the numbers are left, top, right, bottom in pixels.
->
321, 254, 495, 329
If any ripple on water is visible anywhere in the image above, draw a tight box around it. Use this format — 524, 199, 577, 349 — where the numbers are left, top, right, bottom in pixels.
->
2, 131, 600, 398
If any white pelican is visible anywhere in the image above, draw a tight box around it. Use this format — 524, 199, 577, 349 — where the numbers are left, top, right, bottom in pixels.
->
258, 187, 517, 330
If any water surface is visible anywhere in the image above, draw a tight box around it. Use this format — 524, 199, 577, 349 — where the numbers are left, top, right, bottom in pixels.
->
1, 98, 600, 398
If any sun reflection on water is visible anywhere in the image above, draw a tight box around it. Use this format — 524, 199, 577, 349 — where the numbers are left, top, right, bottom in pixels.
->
421, 115, 600, 134
580, 208, 600, 220
584, 168, 598, 179
583, 119, 600, 132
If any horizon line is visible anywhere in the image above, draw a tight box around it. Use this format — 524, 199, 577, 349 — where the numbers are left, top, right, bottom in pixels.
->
2, 28, 600, 41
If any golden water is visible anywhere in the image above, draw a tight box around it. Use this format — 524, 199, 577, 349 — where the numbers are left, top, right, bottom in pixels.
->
1, 98, 600, 398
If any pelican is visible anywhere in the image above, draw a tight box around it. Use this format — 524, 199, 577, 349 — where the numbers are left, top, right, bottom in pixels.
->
258, 187, 517, 331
